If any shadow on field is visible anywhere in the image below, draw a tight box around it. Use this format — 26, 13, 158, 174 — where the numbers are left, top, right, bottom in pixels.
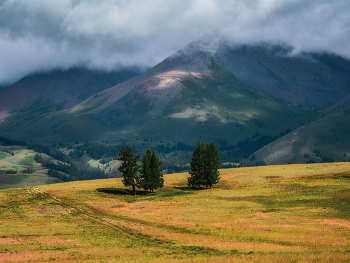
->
96, 188, 148, 196
96, 187, 195, 198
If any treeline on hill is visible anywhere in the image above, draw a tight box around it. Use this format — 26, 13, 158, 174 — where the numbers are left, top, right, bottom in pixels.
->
30, 144, 106, 182
218, 130, 291, 161
69, 142, 122, 163
302, 149, 336, 164
153, 132, 281, 172
0, 128, 290, 181
0, 137, 26, 146
1, 148, 15, 156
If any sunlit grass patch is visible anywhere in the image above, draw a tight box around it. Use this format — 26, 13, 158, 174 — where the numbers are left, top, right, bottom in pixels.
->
17, 155, 35, 167
4, 174, 35, 184
1, 163, 350, 261
0, 152, 11, 160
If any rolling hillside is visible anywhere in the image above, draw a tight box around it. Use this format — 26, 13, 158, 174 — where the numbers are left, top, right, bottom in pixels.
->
0, 163, 349, 262
254, 93, 350, 165
0, 146, 61, 189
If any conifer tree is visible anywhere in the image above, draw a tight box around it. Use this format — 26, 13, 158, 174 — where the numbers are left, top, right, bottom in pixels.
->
204, 141, 221, 189
140, 149, 164, 193
118, 145, 140, 196
188, 141, 205, 189
188, 141, 221, 189
149, 150, 164, 192
139, 148, 152, 193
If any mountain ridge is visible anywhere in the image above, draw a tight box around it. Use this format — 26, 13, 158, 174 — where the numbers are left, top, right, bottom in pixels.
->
1, 37, 350, 156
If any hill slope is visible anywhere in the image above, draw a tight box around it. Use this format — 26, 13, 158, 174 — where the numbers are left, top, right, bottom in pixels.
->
254, 93, 350, 164
0, 67, 142, 126
0, 146, 62, 189
1, 37, 350, 146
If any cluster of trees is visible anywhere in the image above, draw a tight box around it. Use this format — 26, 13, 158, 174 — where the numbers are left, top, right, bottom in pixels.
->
69, 142, 121, 160
187, 141, 221, 189
118, 142, 222, 196
304, 149, 336, 163
117, 146, 164, 196
1, 149, 15, 156
219, 135, 279, 160
156, 142, 193, 154
34, 154, 106, 182
5, 169, 17, 174
0, 137, 26, 146
29, 144, 69, 163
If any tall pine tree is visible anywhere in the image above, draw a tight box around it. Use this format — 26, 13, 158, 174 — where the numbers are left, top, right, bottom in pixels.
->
149, 151, 164, 192
139, 148, 152, 193
188, 141, 221, 189
118, 145, 140, 196
204, 142, 221, 189
140, 149, 164, 193
188, 141, 206, 189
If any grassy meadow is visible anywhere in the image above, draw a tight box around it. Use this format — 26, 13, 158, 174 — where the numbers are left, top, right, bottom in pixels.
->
1, 163, 350, 262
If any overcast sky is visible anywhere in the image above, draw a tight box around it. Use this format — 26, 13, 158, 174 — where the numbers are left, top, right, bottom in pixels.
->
0, 0, 349, 85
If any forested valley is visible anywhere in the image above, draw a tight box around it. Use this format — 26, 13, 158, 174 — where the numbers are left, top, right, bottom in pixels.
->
0, 128, 298, 183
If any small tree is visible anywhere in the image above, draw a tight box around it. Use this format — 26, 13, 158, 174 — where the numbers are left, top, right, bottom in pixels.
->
188, 141, 221, 189
139, 149, 164, 193
149, 150, 164, 192
188, 141, 205, 189
204, 142, 221, 189
118, 145, 140, 196
139, 148, 152, 194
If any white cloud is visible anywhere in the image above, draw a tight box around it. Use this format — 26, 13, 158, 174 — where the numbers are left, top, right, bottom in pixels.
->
0, 0, 349, 84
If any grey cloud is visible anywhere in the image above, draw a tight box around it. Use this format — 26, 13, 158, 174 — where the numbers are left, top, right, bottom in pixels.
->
0, 0, 349, 84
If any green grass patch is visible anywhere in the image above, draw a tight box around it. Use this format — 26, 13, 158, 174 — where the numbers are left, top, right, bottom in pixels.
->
5, 174, 35, 184
11, 164, 23, 170
252, 175, 350, 219
18, 155, 35, 166
0, 152, 11, 160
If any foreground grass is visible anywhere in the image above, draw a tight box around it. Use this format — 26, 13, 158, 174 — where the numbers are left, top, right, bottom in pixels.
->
1, 163, 350, 262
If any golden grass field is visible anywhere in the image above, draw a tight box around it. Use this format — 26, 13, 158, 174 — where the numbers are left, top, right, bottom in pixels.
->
1, 163, 350, 262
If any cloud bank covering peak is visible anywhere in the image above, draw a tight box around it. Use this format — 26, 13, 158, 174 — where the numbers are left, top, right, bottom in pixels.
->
0, 0, 349, 84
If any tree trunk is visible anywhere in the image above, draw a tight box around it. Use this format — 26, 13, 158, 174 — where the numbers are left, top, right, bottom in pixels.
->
132, 185, 136, 196
206, 184, 208, 189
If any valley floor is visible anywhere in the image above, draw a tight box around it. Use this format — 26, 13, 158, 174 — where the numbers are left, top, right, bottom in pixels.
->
1, 163, 350, 262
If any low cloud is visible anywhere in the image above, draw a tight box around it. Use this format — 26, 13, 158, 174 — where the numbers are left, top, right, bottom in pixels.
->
0, 0, 349, 84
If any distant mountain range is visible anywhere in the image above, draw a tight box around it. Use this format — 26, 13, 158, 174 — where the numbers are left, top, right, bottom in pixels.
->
0, 36, 350, 164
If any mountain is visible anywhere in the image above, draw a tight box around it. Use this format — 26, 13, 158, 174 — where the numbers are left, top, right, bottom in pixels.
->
0, 67, 142, 126
0, 84, 9, 91
253, 93, 350, 165
1, 37, 350, 147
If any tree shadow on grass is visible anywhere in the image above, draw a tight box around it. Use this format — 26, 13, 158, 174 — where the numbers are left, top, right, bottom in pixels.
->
96, 188, 148, 196
96, 187, 195, 198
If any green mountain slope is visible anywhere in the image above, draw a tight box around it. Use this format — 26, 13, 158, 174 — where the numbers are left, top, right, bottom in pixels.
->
253, 94, 350, 164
